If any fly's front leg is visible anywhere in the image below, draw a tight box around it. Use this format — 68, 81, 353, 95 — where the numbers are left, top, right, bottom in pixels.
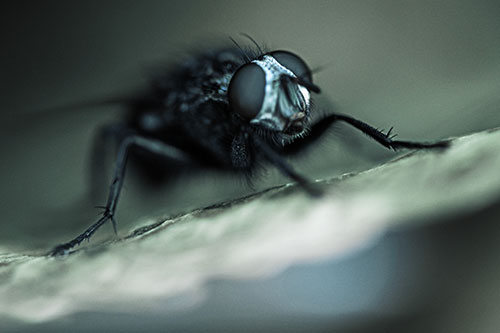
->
49, 135, 193, 256
321, 114, 449, 150
283, 113, 449, 155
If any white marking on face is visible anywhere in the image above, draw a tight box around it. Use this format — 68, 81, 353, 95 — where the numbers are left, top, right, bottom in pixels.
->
249, 55, 310, 131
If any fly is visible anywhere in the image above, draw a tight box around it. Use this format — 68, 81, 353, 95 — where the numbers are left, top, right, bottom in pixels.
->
49, 38, 448, 256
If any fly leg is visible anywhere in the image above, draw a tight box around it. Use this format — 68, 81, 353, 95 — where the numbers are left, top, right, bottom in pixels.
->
283, 113, 449, 155
325, 113, 449, 150
49, 134, 193, 256
89, 123, 131, 202
252, 134, 322, 197
273, 113, 448, 196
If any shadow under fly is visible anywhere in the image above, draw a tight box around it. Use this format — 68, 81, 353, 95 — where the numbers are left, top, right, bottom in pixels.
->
49, 37, 448, 256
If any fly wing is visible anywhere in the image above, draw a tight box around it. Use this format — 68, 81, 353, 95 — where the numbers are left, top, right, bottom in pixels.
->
15, 87, 152, 127
40, 89, 147, 114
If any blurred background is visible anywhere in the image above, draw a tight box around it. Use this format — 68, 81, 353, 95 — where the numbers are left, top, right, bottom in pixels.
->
1, 1, 500, 331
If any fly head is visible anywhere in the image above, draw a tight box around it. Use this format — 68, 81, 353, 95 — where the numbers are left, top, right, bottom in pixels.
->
228, 50, 320, 138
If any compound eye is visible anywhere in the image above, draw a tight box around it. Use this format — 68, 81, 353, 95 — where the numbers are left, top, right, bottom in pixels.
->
228, 63, 266, 119
270, 50, 313, 85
